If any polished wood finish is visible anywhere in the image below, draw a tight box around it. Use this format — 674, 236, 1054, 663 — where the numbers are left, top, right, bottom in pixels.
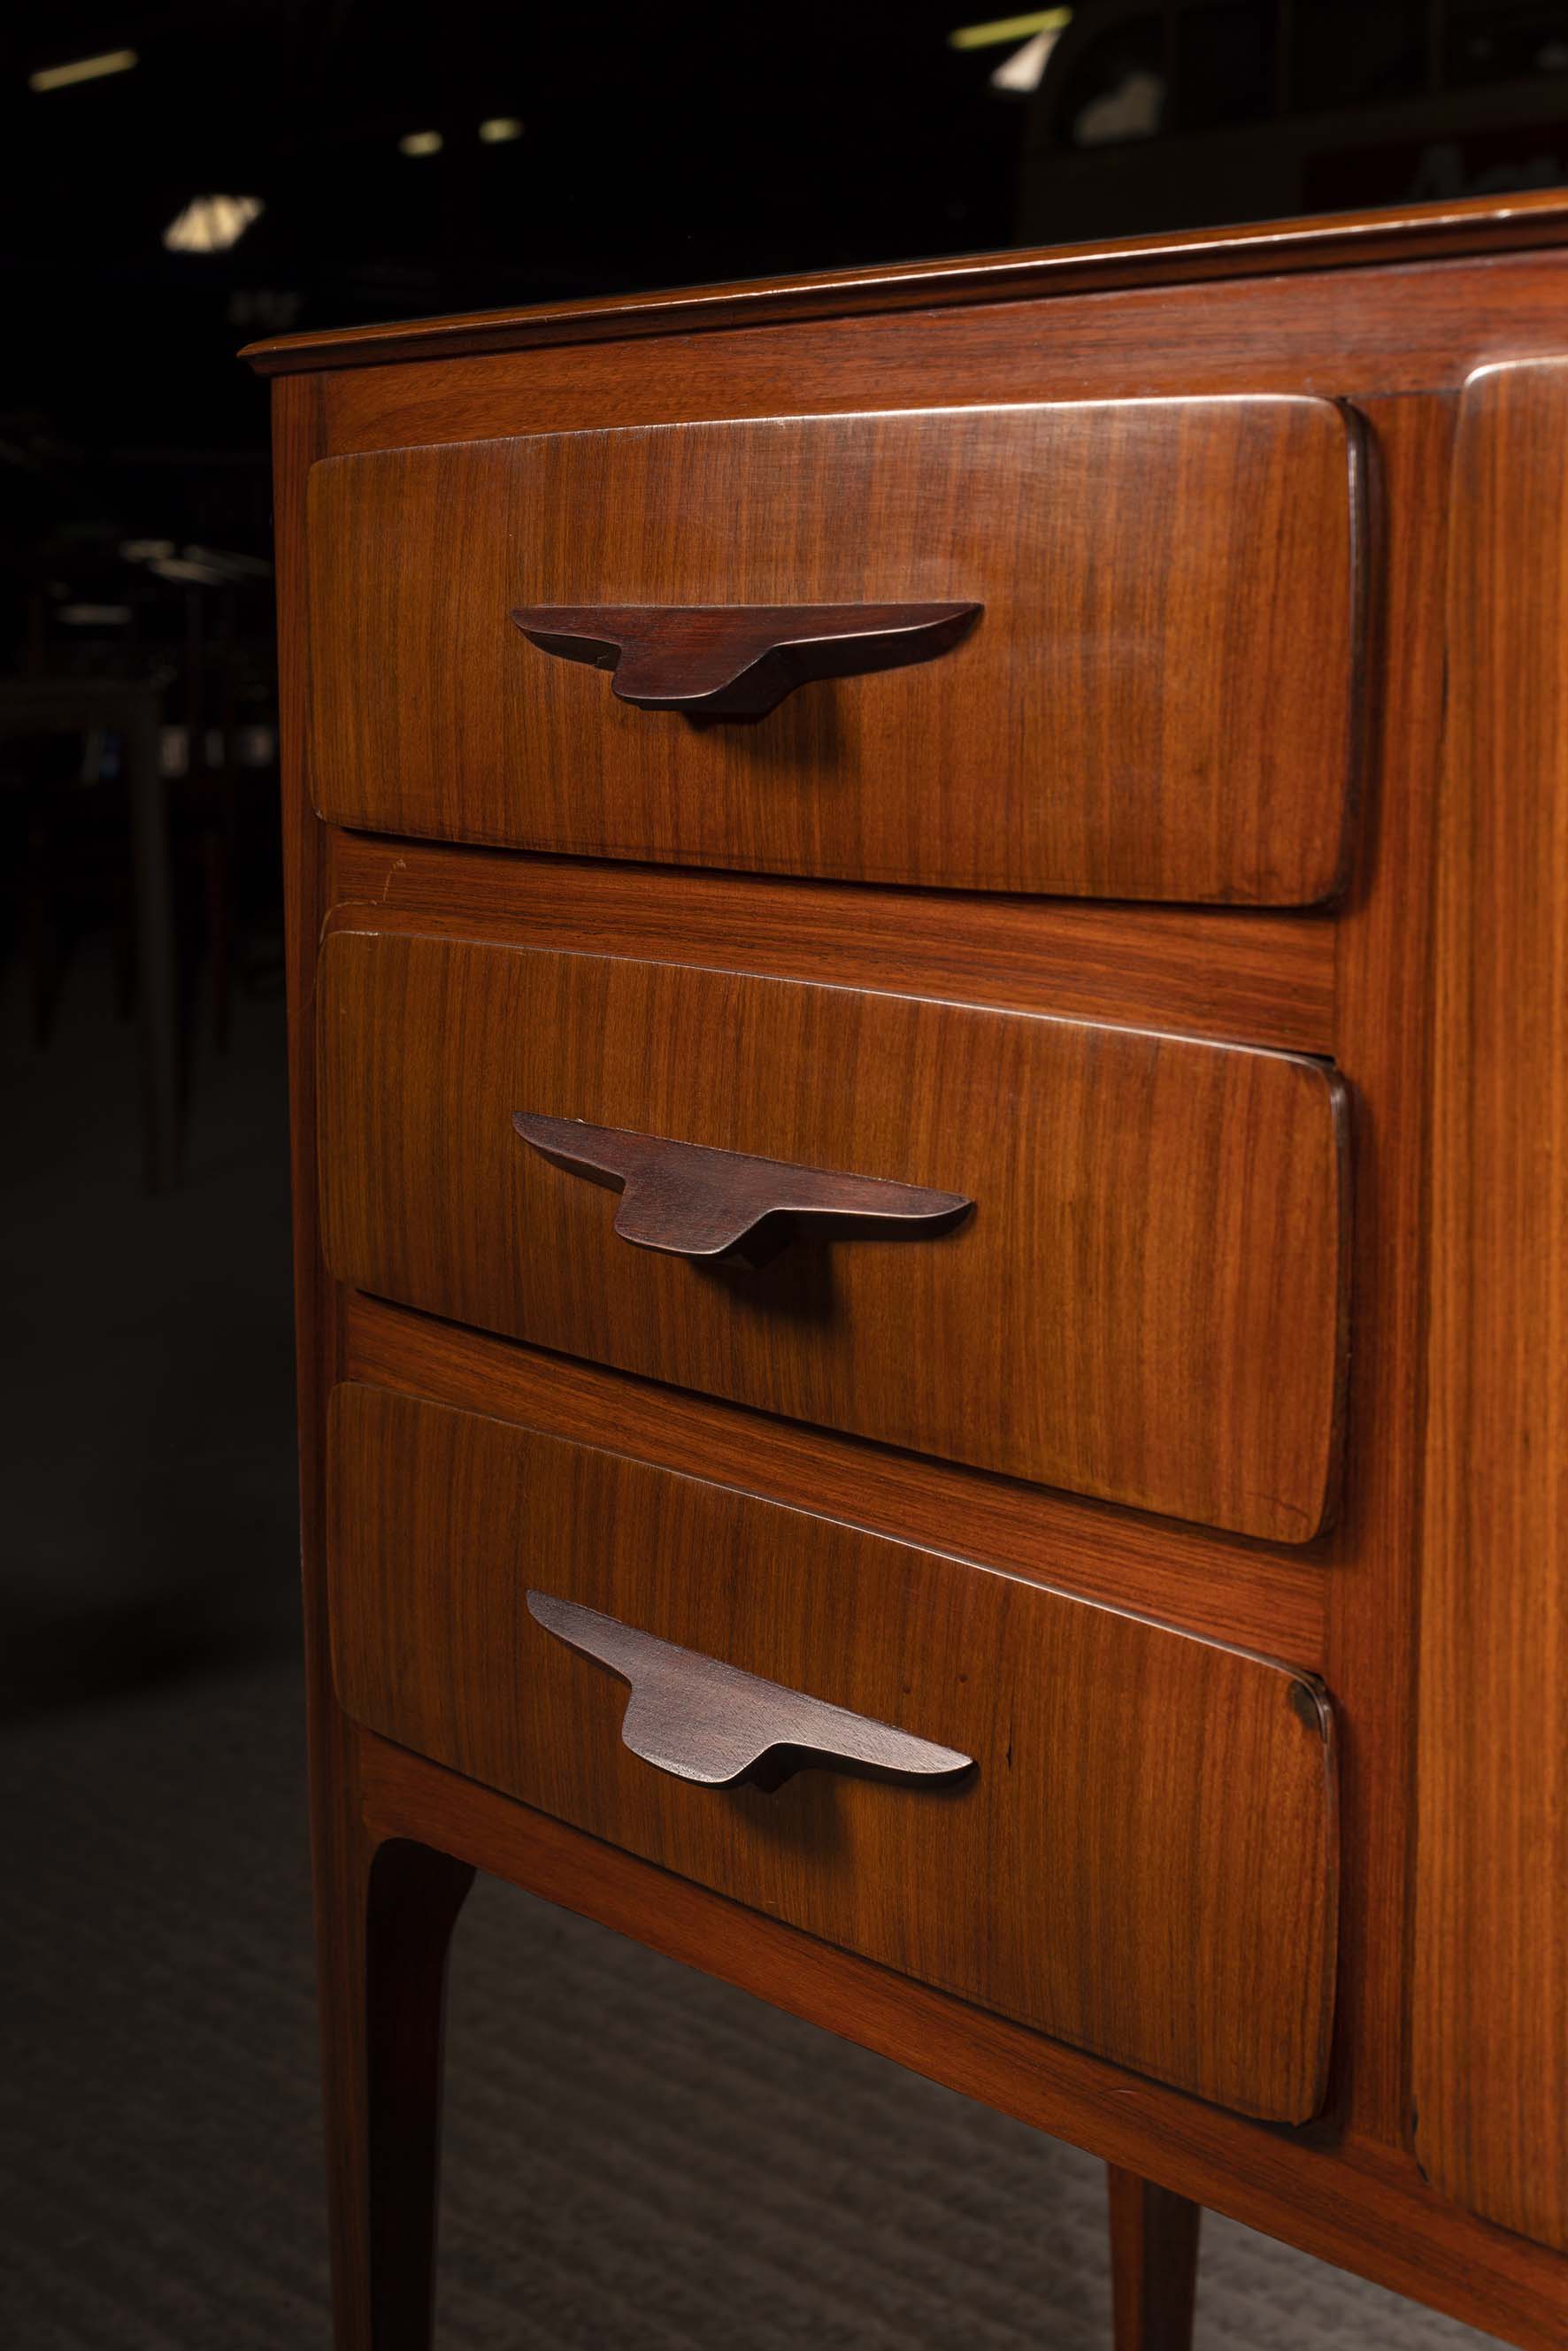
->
328, 830, 1339, 1054
510, 599, 981, 718
240, 185, 1568, 375
363, 1725, 1568, 2351
512, 1111, 973, 1264
342, 1295, 1331, 1665
1414, 359, 1568, 2255
525, 1590, 975, 1789
323, 1834, 473, 2351
327, 1382, 1339, 2121
319, 926, 1349, 1541
307, 399, 1359, 902
1107, 2168, 1201, 2351
254, 207, 1568, 2351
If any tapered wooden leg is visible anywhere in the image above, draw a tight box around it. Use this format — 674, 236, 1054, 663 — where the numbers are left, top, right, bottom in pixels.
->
319, 1825, 475, 2351
1108, 2166, 1201, 2351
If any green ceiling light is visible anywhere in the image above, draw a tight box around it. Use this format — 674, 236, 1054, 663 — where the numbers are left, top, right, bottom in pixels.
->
28, 48, 137, 92
947, 9, 1070, 50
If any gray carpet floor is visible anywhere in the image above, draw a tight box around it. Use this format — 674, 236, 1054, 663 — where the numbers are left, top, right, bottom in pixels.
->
0, 941, 1507, 2349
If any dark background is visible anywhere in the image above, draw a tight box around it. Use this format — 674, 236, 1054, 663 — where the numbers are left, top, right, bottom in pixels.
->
1, 7, 1564, 2345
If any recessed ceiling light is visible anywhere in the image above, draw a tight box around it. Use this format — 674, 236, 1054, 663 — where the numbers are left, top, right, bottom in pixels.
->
29, 48, 137, 92
163, 195, 264, 254
399, 130, 443, 158
479, 117, 523, 143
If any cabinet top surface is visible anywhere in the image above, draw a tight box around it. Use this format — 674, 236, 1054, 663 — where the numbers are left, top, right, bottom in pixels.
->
242, 186, 1568, 378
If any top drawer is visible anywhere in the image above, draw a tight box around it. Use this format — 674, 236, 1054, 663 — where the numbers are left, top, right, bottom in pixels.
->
307, 397, 1362, 903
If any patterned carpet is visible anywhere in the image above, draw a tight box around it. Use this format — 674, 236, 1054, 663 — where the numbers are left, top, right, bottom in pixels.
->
0, 1655, 1504, 2351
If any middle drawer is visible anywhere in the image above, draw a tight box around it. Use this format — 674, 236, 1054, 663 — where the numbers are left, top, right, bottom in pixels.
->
318, 924, 1349, 1543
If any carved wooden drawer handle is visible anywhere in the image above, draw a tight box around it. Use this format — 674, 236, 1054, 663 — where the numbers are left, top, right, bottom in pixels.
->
513, 1111, 974, 1265
527, 1591, 975, 1792
508, 600, 982, 720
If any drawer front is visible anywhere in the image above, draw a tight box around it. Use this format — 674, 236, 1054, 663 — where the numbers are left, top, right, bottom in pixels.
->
307, 397, 1359, 903
318, 927, 1349, 1542
327, 1383, 1338, 2121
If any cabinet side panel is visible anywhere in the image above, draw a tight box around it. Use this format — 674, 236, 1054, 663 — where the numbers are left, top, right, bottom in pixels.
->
1416, 359, 1568, 2250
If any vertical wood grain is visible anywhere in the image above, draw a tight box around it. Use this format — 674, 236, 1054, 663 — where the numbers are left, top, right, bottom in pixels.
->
327, 1381, 1340, 2124
305, 399, 1358, 903
317, 926, 1349, 1543
1414, 359, 1568, 2251
1108, 2168, 1201, 2351
1326, 393, 1454, 2147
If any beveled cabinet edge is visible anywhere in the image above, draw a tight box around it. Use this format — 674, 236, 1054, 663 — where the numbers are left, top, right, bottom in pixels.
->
242, 188, 1568, 375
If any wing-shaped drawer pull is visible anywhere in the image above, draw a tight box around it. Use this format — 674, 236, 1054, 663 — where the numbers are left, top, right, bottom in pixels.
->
508, 600, 982, 720
527, 1591, 975, 1793
513, 1112, 974, 1266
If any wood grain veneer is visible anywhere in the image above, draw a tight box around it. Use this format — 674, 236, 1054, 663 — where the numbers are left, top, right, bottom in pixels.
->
327, 1382, 1338, 2122
341, 1295, 1331, 1665
1414, 359, 1568, 2255
318, 925, 1349, 1542
327, 832, 1339, 1053
307, 399, 1359, 903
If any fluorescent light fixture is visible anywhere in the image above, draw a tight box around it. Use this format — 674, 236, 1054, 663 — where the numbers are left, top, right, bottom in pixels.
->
29, 48, 137, 91
119, 538, 175, 562
949, 8, 1069, 51
399, 129, 442, 157
163, 195, 264, 254
990, 25, 1063, 89
479, 116, 523, 143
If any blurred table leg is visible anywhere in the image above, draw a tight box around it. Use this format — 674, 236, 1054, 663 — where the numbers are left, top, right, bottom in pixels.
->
126, 696, 180, 1192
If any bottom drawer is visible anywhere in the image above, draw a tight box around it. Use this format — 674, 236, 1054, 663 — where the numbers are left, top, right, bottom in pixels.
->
327, 1381, 1338, 2122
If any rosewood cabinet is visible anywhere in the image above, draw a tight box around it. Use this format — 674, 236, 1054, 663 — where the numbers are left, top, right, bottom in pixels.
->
247, 188, 1568, 2350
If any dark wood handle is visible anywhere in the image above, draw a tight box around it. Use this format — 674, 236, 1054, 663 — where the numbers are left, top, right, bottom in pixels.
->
513, 1111, 973, 1265
527, 1591, 975, 1792
508, 600, 982, 719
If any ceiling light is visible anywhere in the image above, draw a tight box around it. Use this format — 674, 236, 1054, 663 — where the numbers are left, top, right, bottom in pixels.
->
163, 195, 264, 254
989, 25, 1063, 89
479, 117, 523, 142
29, 48, 137, 92
399, 130, 442, 157
949, 9, 1069, 51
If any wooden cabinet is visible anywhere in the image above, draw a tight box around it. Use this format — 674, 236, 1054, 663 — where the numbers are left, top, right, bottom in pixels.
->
249, 192, 1568, 2351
